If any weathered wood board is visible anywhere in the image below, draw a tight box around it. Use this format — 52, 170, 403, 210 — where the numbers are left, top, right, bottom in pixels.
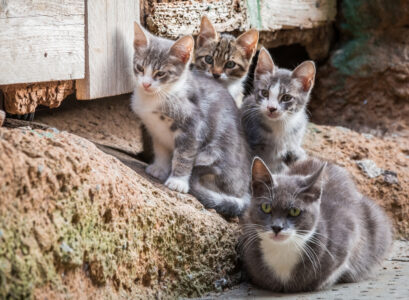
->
247, 0, 337, 31
76, 0, 140, 100
0, 0, 85, 85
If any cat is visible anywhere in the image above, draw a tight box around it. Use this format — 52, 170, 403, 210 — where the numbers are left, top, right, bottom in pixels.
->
130, 22, 251, 217
239, 157, 393, 292
241, 48, 316, 173
194, 16, 259, 107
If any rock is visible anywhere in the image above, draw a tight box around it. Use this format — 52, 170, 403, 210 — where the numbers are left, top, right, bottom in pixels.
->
310, 0, 409, 137
0, 127, 238, 299
0, 110, 4, 127
384, 171, 399, 185
356, 159, 383, 178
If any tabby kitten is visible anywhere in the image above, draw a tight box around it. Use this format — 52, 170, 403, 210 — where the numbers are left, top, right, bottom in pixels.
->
241, 48, 316, 173
131, 23, 251, 217
194, 16, 259, 107
239, 157, 392, 292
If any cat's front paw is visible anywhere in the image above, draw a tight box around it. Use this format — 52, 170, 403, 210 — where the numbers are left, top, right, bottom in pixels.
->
146, 164, 169, 182
165, 176, 190, 193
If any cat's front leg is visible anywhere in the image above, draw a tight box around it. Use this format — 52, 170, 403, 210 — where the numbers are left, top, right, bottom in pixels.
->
165, 132, 198, 193
146, 140, 171, 182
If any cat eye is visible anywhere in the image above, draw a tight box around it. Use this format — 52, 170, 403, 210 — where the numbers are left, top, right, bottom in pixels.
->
261, 203, 272, 214
288, 208, 301, 217
281, 94, 293, 102
225, 61, 236, 69
204, 55, 213, 64
261, 89, 269, 98
136, 64, 144, 73
155, 71, 166, 78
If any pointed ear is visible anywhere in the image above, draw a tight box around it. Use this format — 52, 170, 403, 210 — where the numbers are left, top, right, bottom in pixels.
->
197, 16, 217, 47
134, 22, 148, 50
255, 48, 274, 77
170, 35, 194, 64
236, 29, 259, 59
251, 157, 274, 198
292, 61, 316, 92
300, 162, 326, 201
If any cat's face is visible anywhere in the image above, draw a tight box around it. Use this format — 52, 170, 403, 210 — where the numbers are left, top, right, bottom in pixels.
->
244, 157, 325, 244
194, 16, 258, 82
252, 48, 316, 120
133, 22, 194, 96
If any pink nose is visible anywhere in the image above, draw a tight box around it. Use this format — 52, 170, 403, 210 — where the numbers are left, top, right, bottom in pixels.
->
267, 106, 277, 113
142, 82, 151, 89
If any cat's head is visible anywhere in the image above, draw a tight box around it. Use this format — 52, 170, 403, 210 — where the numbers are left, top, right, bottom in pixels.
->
194, 16, 258, 82
133, 22, 194, 95
252, 48, 316, 121
244, 157, 326, 244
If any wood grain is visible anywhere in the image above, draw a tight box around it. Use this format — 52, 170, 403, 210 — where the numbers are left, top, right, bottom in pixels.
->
76, 0, 140, 100
0, 0, 85, 85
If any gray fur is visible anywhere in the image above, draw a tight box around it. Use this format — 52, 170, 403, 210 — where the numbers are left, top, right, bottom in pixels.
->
240, 49, 314, 173
131, 24, 251, 217
239, 157, 393, 292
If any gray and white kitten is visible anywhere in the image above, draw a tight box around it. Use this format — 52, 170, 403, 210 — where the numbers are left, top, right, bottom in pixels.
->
239, 157, 392, 292
241, 48, 316, 173
131, 22, 251, 217
194, 16, 259, 107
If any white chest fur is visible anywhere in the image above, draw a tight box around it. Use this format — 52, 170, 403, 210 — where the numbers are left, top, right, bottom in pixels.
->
259, 233, 304, 283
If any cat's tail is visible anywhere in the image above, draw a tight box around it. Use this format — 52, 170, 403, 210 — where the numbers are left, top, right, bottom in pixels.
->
189, 177, 250, 218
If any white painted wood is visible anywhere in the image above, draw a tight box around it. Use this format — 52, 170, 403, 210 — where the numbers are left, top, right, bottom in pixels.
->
0, 0, 85, 85
76, 0, 140, 100
247, 0, 336, 31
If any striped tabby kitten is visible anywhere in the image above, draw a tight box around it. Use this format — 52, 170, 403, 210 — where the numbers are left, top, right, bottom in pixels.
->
194, 16, 259, 107
241, 48, 316, 173
240, 157, 392, 292
131, 23, 251, 217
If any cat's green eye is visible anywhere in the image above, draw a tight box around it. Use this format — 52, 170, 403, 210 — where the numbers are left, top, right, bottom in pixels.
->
261, 89, 269, 98
205, 55, 213, 64
225, 61, 236, 69
281, 94, 293, 102
261, 203, 272, 214
136, 64, 144, 73
155, 71, 166, 78
289, 208, 301, 217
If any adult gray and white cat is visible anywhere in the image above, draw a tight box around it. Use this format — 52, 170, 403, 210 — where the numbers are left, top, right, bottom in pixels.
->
241, 48, 316, 173
131, 22, 251, 217
239, 157, 392, 292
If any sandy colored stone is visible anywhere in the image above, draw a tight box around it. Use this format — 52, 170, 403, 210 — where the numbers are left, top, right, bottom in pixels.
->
0, 127, 238, 299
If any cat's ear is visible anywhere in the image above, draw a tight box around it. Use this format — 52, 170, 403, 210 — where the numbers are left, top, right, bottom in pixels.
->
236, 29, 259, 59
255, 48, 274, 77
170, 35, 194, 64
292, 61, 316, 92
251, 157, 275, 198
300, 162, 326, 202
197, 16, 217, 47
134, 22, 148, 50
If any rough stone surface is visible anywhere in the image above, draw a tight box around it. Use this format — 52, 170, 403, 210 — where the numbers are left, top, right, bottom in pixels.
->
310, 0, 409, 137
0, 127, 239, 299
356, 159, 383, 179
0, 110, 4, 127
1, 81, 74, 114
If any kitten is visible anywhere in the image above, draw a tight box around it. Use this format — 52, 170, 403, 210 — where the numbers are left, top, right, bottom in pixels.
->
194, 16, 259, 107
241, 48, 315, 173
239, 157, 393, 292
131, 22, 251, 217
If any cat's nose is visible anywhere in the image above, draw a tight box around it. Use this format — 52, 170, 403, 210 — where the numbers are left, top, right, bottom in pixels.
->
271, 226, 283, 234
267, 106, 277, 113
212, 73, 221, 79
142, 82, 151, 89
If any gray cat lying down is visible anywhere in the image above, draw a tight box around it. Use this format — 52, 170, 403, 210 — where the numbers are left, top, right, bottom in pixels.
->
240, 157, 392, 292
131, 22, 251, 217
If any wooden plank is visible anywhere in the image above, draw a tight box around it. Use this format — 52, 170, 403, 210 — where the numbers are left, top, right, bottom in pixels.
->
247, 0, 336, 31
0, 0, 85, 85
76, 0, 140, 100
146, 0, 249, 39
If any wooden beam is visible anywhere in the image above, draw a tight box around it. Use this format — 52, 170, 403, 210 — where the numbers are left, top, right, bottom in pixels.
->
0, 0, 85, 85
76, 0, 140, 100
